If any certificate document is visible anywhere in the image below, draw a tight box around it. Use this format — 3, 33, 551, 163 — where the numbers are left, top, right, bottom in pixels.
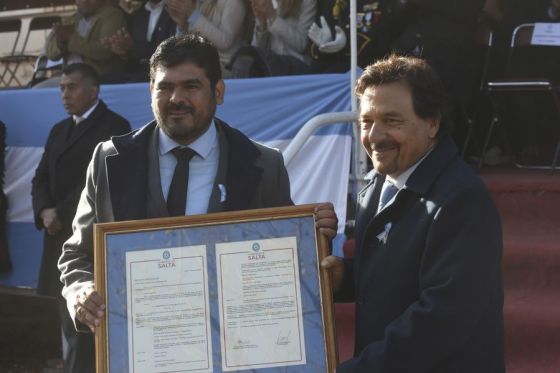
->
125, 245, 213, 373
216, 237, 306, 371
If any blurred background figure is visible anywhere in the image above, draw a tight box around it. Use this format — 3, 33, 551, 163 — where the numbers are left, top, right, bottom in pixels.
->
166, 0, 248, 77
103, 0, 177, 82
308, 0, 484, 154
230, 0, 316, 77
308, 0, 405, 72
34, 0, 127, 87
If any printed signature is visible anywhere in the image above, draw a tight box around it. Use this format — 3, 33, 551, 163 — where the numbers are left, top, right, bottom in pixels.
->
275, 330, 291, 346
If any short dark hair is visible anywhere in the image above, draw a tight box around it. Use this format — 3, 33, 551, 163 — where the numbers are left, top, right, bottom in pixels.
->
149, 34, 222, 88
62, 62, 100, 88
356, 54, 452, 138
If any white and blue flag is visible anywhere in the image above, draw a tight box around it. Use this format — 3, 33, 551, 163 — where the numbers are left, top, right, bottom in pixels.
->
0, 73, 353, 287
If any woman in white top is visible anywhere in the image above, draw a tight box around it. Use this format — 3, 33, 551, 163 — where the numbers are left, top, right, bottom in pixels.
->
250, 0, 316, 74
166, 0, 247, 77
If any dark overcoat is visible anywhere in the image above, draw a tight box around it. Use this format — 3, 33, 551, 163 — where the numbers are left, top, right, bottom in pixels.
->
337, 136, 505, 373
31, 100, 130, 296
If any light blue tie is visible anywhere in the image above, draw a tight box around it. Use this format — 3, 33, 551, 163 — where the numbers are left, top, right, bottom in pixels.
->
378, 182, 398, 213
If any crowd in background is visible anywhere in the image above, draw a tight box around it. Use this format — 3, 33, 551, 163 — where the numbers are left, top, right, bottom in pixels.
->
35, 0, 560, 83
1, 2, 559, 369
29, 0, 560, 163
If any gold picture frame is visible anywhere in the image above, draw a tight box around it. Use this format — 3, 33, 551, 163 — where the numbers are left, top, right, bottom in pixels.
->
94, 204, 337, 372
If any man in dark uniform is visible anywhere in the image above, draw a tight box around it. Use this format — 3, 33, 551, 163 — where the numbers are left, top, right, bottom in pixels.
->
31, 62, 131, 372
309, 0, 405, 72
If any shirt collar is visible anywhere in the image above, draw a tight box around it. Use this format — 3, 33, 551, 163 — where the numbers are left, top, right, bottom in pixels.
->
145, 0, 165, 12
159, 120, 217, 159
73, 99, 99, 123
386, 145, 435, 189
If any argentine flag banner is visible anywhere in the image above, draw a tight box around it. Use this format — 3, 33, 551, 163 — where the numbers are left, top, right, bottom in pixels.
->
0, 73, 353, 287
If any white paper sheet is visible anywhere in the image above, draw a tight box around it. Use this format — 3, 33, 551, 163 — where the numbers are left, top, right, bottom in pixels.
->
125, 246, 213, 373
216, 237, 306, 371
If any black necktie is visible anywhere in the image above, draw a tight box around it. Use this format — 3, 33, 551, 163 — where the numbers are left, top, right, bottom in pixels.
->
67, 117, 83, 141
167, 147, 196, 216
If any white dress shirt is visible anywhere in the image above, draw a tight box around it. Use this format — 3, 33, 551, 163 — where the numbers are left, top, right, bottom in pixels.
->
158, 121, 219, 215
380, 145, 435, 211
73, 99, 99, 124
144, 0, 165, 42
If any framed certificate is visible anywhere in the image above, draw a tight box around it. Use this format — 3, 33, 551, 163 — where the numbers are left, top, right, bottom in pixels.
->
94, 204, 337, 372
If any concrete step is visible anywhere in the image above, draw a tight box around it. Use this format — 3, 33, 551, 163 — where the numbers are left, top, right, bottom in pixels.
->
482, 169, 560, 221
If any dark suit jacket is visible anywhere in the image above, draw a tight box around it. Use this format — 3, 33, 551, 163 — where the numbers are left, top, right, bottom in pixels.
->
337, 136, 505, 373
106, 118, 293, 220
58, 118, 293, 327
122, 5, 176, 81
31, 100, 131, 296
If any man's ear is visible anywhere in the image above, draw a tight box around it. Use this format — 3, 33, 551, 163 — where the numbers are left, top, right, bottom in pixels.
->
429, 115, 441, 139
214, 79, 225, 105
90, 85, 100, 102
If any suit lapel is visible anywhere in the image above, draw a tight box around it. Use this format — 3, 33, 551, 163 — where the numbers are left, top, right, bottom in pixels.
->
50, 118, 74, 163
137, 8, 149, 41
146, 128, 168, 218
216, 119, 263, 212
356, 174, 383, 230
354, 174, 383, 277
106, 119, 267, 219
59, 101, 107, 157
207, 124, 229, 213
62, 118, 74, 143
154, 9, 174, 41
107, 122, 154, 221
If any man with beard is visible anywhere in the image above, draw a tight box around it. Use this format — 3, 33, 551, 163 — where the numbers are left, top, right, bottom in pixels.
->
32, 62, 130, 372
322, 55, 504, 372
58, 34, 337, 371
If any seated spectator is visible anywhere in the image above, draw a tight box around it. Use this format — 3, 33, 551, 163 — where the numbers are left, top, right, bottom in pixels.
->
231, 0, 316, 77
165, 0, 247, 77
308, 0, 401, 72
117, 0, 144, 14
103, 0, 177, 82
314, 0, 483, 104
35, 0, 127, 87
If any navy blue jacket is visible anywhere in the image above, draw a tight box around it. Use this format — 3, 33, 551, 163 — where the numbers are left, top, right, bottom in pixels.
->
337, 136, 505, 372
